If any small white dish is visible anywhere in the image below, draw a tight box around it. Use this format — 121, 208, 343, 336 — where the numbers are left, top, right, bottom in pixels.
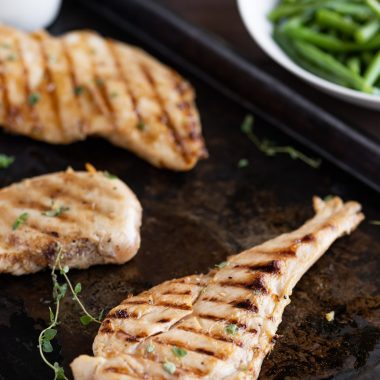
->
0, 0, 62, 31
237, 0, 380, 110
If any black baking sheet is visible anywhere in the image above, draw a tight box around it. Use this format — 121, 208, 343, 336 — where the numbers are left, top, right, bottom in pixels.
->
0, 0, 379, 379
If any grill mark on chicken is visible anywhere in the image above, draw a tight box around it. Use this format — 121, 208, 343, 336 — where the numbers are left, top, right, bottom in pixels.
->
155, 337, 228, 361
12, 36, 39, 135
84, 34, 113, 121
107, 40, 142, 129
137, 62, 186, 160
235, 260, 282, 274
218, 276, 269, 294
33, 33, 63, 139
176, 325, 245, 345
60, 37, 85, 137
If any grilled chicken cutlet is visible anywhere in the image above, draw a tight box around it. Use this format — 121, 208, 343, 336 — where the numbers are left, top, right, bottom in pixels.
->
0, 169, 142, 275
0, 25, 206, 170
71, 197, 364, 380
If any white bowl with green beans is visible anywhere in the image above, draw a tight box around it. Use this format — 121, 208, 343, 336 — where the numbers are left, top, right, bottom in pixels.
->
238, 0, 380, 110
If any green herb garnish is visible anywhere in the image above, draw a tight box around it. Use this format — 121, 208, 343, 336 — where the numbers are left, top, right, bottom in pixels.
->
163, 361, 176, 375
237, 158, 249, 168
95, 78, 104, 87
137, 122, 145, 131
146, 343, 155, 353
42, 206, 70, 217
28, 92, 41, 106
324, 195, 335, 202
103, 171, 118, 179
172, 346, 187, 358
216, 261, 228, 269
6, 54, 16, 61
370, 220, 380, 226
74, 86, 84, 96
0, 154, 14, 169
38, 245, 102, 379
12, 212, 29, 230
225, 323, 238, 335
241, 115, 321, 169
109, 91, 119, 98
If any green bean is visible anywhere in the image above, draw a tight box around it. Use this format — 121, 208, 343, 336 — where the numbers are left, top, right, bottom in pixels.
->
284, 24, 380, 51
355, 19, 380, 42
366, 0, 380, 18
315, 9, 359, 34
326, 3, 374, 20
293, 40, 372, 92
268, 1, 326, 22
364, 50, 380, 85
283, 25, 353, 51
347, 57, 361, 74
274, 30, 350, 86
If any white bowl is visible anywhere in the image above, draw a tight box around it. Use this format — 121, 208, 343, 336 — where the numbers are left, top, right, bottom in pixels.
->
0, 0, 62, 31
237, 0, 380, 110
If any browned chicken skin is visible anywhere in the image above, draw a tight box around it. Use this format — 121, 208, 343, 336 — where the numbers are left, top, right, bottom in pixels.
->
71, 196, 364, 379
0, 169, 142, 275
0, 25, 207, 170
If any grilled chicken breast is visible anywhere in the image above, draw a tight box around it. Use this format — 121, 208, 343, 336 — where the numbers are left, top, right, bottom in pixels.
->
0, 25, 206, 170
71, 196, 364, 379
0, 169, 142, 275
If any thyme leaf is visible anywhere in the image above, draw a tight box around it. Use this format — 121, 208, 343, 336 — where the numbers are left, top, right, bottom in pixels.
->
12, 212, 29, 230
0, 154, 14, 169
241, 115, 321, 169
172, 346, 187, 358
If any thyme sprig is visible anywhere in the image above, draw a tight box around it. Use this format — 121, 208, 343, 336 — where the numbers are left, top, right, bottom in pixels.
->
241, 115, 321, 169
38, 248, 68, 380
38, 245, 102, 379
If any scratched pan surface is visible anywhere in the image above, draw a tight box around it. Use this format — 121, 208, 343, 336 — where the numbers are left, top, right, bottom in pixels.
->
0, 1, 380, 380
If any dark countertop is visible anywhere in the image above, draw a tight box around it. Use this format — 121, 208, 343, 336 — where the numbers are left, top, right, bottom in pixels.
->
160, 0, 380, 143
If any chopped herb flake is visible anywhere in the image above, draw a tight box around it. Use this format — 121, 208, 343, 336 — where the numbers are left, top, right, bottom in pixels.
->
110, 91, 118, 98
103, 171, 118, 179
172, 346, 187, 358
12, 212, 29, 230
1, 42, 10, 49
95, 78, 104, 86
370, 220, 380, 226
241, 114, 321, 169
43, 206, 70, 218
0, 154, 14, 169
324, 195, 335, 202
225, 324, 238, 335
6, 54, 16, 61
136, 122, 145, 131
28, 92, 41, 106
237, 158, 249, 168
146, 343, 155, 353
74, 86, 84, 96
163, 361, 176, 375
241, 115, 254, 134
216, 261, 228, 269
